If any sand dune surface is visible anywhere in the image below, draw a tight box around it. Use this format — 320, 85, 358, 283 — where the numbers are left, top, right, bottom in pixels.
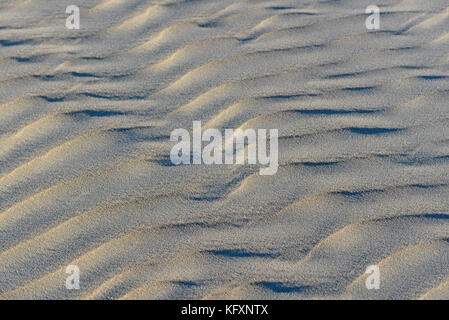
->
1, 0, 449, 299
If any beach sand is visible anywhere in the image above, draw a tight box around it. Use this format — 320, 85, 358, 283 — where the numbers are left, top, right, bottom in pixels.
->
0, 0, 449, 299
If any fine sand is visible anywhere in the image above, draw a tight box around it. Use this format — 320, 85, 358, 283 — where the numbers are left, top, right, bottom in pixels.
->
1, 0, 449, 299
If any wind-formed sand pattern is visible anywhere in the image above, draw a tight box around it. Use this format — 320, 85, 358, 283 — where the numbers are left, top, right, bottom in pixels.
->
0, 0, 449, 299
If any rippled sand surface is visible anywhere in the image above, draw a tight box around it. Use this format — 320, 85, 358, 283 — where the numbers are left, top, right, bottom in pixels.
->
1, 0, 449, 299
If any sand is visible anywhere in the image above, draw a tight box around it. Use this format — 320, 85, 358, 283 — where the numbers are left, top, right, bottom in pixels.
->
0, 0, 449, 300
